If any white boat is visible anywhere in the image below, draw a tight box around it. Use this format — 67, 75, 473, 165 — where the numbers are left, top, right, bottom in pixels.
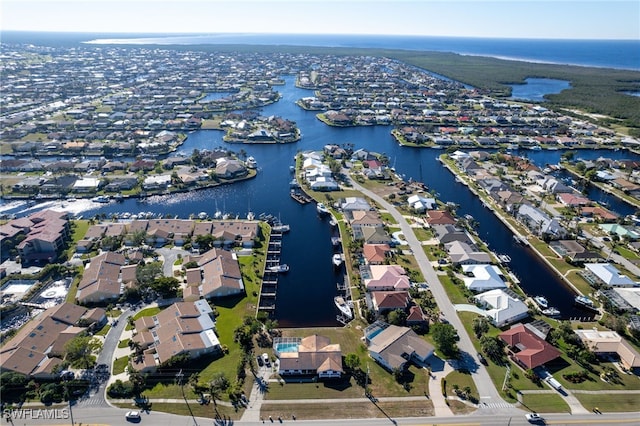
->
246, 156, 258, 169
198, 211, 208, 220
498, 254, 511, 263
332, 254, 343, 267
329, 218, 337, 227
542, 307, 561, 317
534, 296, 549, 309
91, 195, 110, 203
268, 264, 289, 273
334, 296, 353, 319
317, 202, 330, 215
272, 223, 290, 232
575, 295, 597, 310
247, 211, 255, 220
331, 237, 342, 247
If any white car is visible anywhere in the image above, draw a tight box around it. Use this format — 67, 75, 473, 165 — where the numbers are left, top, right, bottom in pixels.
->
125, 411, 141, 421
525, 412, 543, 423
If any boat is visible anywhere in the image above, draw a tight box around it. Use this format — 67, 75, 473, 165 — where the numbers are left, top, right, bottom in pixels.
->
575, 295, 597, 310
331, 237, 342, 247
317, 202, 330, 215
542, 307, 561, 317
268, 264, 289, 273
332, 253, 343, 267
246, 156, 258, 169
247, 211, 255, 221
334, 296, 353, 319
534, 296, 549, 309
272, 223, 290, 232
91, 195, 110, 203
498, 254, 511, 263
198, 211, 208, 220
290, 190, 312, 204
329, 218, 337, 227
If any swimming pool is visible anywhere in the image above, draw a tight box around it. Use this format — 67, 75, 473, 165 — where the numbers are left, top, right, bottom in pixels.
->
275, 342, 299, 353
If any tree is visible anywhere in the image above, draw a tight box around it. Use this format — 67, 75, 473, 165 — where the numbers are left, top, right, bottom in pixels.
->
64, 334, 102, 369
195, 234, 216, 252
387, 309, 407, 326
151, 276, 180, 298
431, 323, 459, 357
472, 316, 490, 338
344, 353, 361, 372
480, 335, 505, 364
136, 261, 163, 288
131, 230, 147, 246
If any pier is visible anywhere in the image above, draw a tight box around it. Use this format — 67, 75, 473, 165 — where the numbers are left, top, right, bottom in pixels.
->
258, 228, 284, 315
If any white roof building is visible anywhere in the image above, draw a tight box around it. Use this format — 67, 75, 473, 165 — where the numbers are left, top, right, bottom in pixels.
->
585, 263, 637, 287
72, 177, 100, 190
462, 264, 507, 292
475, 289, 529, 327
406, 195, 436, 212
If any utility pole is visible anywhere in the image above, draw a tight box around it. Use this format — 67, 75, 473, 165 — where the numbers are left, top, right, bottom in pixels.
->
176, 369, 198, 426
64, 378, 75, 426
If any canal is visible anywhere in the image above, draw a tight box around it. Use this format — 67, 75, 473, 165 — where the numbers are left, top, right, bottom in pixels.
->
8, 76, 640, 325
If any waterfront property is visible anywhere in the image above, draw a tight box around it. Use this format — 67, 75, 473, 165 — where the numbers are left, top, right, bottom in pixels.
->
183, 248, 245, 299
274, 335, 343, 379
584, 263, 637, 287
474, 289, 529, 327
462, 264, 507, 292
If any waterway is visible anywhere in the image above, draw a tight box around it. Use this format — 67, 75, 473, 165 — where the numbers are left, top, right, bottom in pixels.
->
509, 78, 570, 102
6, 76, 640, 325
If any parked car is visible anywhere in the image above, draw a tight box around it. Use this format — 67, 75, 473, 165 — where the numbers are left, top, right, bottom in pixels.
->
256, 355, 264, 367
477, 352, 488, 365
262, 353, 271, 367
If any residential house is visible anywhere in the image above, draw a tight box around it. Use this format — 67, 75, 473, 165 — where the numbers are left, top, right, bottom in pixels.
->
365, 321, 434, 372
426, 210, 456, 226
364, 265, 411, 292
516, 204, 566, 239
445, 240, 492, 265
362, 244, 391, 265
462, 264, 507, 292
475, 289, 529, 327
370, 291, 410, 314
16, 210, 69, 265
574, 329, 640, 370
406, 195, 436, 213
584, 263, 637, 287
275, 335, 343, 379
499, 324, 561, 369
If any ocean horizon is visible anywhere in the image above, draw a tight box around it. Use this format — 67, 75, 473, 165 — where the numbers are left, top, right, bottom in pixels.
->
2, 31, 639, 71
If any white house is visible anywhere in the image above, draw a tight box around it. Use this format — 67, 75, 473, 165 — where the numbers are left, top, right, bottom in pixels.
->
475, 289, 529, 327
406, 194, 436, 213
462, 264, 507, 292
585, 263, 637, 287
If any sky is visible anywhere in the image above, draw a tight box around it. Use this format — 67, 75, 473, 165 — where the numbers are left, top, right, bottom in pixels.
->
1, 0, 639, 40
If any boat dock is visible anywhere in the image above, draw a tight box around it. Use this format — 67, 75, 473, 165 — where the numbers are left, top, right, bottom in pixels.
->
258, 228, 285, 315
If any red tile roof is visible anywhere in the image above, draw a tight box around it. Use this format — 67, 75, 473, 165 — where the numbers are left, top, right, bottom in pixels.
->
499, 324, 561, 369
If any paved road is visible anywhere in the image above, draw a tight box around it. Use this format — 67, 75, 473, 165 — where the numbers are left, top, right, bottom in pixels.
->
347, 175, 508, 408
77, 308, 132, 409
16, 405, 640, 426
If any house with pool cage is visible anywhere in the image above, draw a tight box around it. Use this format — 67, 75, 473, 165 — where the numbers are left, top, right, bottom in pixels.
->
273, 335, 343, 379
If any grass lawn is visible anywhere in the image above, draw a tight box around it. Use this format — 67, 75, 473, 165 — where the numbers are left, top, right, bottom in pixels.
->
113, 356, 128, 375
118, 339, 130, 349
261, 399, 433, 420
95, 324, 111, 337
112, 401, 242, 421
521, 393, 570, 414
573, 393, 640, 413
547, 357, 640, 391
444, 370, 479, 414
438, 274, 470, 305
412, 227, 432, 242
